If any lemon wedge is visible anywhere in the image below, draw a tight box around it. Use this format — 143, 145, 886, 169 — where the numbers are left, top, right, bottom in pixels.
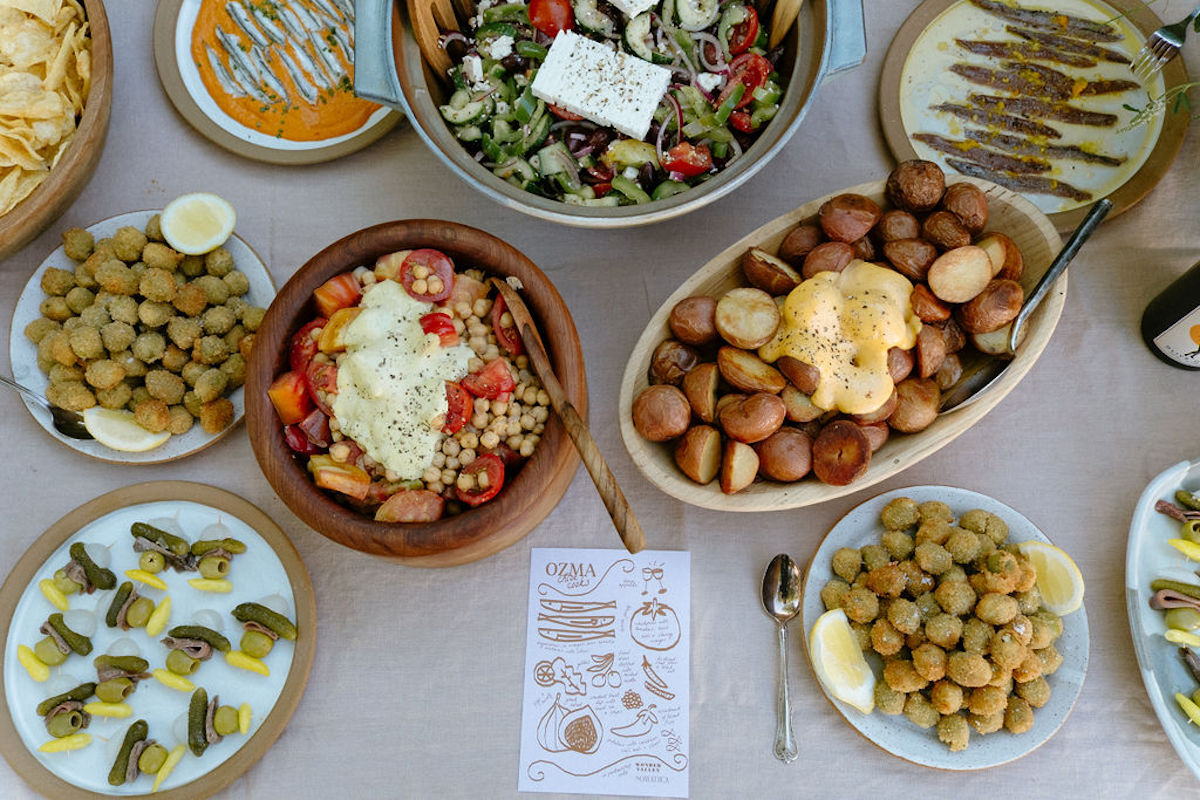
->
83, 407, 170, 452
160, 192, 236, 255
1017, 541, 1085, 615
809, 608, 875, 714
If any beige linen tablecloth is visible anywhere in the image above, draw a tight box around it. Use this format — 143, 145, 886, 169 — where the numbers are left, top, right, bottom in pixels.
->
3, 1, 1200, 797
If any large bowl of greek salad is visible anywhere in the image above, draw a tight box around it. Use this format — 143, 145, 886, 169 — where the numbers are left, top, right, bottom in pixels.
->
354, 0, 848, 227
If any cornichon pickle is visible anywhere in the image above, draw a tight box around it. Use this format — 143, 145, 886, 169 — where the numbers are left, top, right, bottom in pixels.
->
1178, 490, 1200, 512
190, 538, 246, 556
167, 625, 231, 653
68, 542, 116, 590
1151, 578, 1200, 601
108, 719, 148, 786
94, 654, 150, 674
231, 603, 297, 641
36, 682, 96, 716
188, 688, 209, 756
106, 582, 133, 628
130, 522, 189, 557
48, 613, 92, 655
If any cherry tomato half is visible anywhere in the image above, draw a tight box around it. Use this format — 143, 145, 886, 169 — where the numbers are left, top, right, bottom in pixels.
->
728, 6, 759, 55
444, 381, 471, 435
289, 318, 327, 373
283, 424, 323, 455
548, 103, 584, 121
462, 358, 516, 399
491, 295, 524, 356
661, 142, 713, 178
268, 370, 312, 425
400, 249, 455, 304
728, 109, 757, 133
456, 452, 505, 506
530, 0, 574, 37
717, 52, 771, 110
305, 360, 338, 416
420, 312, 460, 347
313, 273, 361, 318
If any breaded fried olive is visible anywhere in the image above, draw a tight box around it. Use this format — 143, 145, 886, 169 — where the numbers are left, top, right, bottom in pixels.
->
167, 316, 202, 349
223, 324, 245, 351
95, 260, 138, 295
1037, 645, 1063, 675
131, 331, 166, 363
65, 287, 94, 314
881, 529, 915, 561
47, 380, 96, 411
915, 542, 952, 575
173, 283, 208, 317
74, 260, 98, 289
1004, 696, 1034, 734
898, 560, 935, 597
238, 334, 254, 360
947, 651, 992, 688
219, 353, 247, 388
201, 305, 236, 335
976, 593, 1019, 625
166, 406, 194, 434
194, 275, 229, 305
241, 306, 265, 332
145, 370, 186, 404
849, 621, 872, 651
144, 214, 164, 242
138, 300, 174, 328
48, 363, 83, 384
875, 682, 907, 715
108, 295, 138, 324
944, 527, 981, 563
194, 368, 228, 403
914, 592, 940, 621
112, 226, 147, 260
139, 268, 177, 303
181, 361, 207, 387
39, 296, 72, 322
225, 296, 248, 319
912, 642, 947, 682
967, 685, 1008, 716
41, 267, 77, 296
161, 344, 189, 373
133, 398, 170, 432
45, 330, 76, 366
79, 304, 110, 328
180, 254, 204, 277
843, 586, 880, 624
68, 326, 104, 361
113, 350, 148, 378
25, 317, 60, 344
199, 397, 234, 433
918, 500, 953, 525
1016, 676, 1051, 708
934, 580, 975, 616
925, 613, 962, 649
223, 271, 250, 296
939, 564, 967, 584
930, 680, 964, 715
871, 619, 904, 656
182, 390, 203, 417
887, 598, 921, 635
831, 548, 861, 583
968, 710, 1005, 735
97, 383, 133, 410
205, 247, 234, 277
880, 496, 920, 530
865, 564, 906, 598
85, 360, 126, 390
62, 228, 94, 261
885, 659, 928, 693
961, 617, 993, 654
820, 578, 850, 611
860, 544, 890, 572
142, 242, 182, 270
903, 693, 939, 728
915, 520, 951, 546
1028, 615, 1058, 650
130, 386, 152, 407
192, 335, 228, 365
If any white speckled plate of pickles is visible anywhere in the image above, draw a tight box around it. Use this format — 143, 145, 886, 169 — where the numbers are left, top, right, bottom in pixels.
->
0, 482, 315, 798
1126, 458, 1200, 783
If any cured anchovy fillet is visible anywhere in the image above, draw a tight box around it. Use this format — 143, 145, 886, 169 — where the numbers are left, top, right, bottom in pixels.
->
331, 23, 353, 59
968, 0, 1121, 42
1007, 26, 1131, 64
309, 0, 345, 23
289, 39, 334, 89
252, 48, 290, 100
205, 44, 247, 98
963, 128, 1125, 166
215, 25, 269, 94
969, 93, 1117, 126
912, 132, 1050, 173
951, 62, 1139, 99
276, 4, 307, 38
945, 157, 1093, 201
955, 38, 1096, 68
246, 2, 288, 43
309, 30, 347, 80
329, 0, 354, 21
227, 2, 270, 49
932, 102, 1063, 138
290, 1, 324, 32
277, 46, 320, 103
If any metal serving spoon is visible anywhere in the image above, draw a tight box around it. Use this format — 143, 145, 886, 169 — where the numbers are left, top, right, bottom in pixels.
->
0, 375, 92, 440
940, 198, 1112, 411
761, 553, 802, 763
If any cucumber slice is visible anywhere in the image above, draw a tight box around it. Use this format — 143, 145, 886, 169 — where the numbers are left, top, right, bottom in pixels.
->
439, 95, 493, 125
675, 0, 719, 31
572, 0, 617, 37
624, 13, 671, 63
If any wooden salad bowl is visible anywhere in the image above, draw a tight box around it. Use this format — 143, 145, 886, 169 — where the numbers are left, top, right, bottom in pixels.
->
245, 220, 586, 566
0, 0, 112, 261
618, 177, 1063, 512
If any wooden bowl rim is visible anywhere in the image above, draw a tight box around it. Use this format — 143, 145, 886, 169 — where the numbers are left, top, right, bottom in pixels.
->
0, 0, 113, 260
245, 219, 586, 565
618, 176, 1064, 512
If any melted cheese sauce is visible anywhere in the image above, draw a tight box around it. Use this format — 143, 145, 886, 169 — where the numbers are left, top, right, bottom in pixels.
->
332, 281, 473, 480
760, 261, 922, 415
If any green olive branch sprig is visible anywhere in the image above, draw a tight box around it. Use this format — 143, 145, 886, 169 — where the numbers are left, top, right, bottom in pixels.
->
1120, 81, 1200, 130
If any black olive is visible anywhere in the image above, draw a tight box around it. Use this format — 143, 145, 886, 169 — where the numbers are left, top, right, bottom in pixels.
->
445, 39, 469, 62
500, 53, 527, 73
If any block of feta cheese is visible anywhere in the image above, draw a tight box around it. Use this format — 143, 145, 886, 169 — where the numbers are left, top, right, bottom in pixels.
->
530, 30, 672, 140
608, 0, 659, 17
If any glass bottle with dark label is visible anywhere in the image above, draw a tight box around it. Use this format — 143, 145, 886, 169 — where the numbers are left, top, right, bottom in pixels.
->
1141, 260, 1200, 370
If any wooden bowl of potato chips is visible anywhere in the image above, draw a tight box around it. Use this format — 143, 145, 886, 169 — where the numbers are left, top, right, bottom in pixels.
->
0, 0, 112, 262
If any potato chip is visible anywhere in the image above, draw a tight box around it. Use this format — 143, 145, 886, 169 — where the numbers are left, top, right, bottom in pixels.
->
0, 0, 59, 24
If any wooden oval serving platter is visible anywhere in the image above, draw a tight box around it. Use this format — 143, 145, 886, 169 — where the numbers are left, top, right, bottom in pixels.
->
618, 177, 1063, 512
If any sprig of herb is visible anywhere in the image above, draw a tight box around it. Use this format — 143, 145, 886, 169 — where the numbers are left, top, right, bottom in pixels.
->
1121, 81, 1200, 130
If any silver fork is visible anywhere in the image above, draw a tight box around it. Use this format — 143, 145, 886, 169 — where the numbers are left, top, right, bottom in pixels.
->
1132, 2, 1200, 79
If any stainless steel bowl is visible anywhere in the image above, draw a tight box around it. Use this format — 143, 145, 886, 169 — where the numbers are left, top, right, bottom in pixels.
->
355, 0, 865, 228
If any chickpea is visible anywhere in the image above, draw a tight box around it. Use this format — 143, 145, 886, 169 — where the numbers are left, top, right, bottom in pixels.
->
468, 357, 485, 372
520, 414, 536, 430
481, 430, 500, 449
456, 473, 476, 492
428, 276, 445, 294
443, 439, 461, 457
470, 412, 488, 429
431, 452, 447, 468
533, 406, 549, 423
507, 435, 523, 449
516, 355, 529, 369
519, 439, 536, 457
537, 389, 550, 406
492, 400, 508, 416
411, 278, 428, 294
477, 470, 491, 490
473, 397, 490, 415
506, 420, 522, 437
412, 264, 430, 280
441, 469, 456, 485
459, 431, 479, 449
454, 302, 472, 319
423, 467, 441, 484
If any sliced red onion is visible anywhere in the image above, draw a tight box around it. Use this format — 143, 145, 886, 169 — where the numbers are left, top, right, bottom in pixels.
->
439, 31, 468, 47
692, 32, 725, 72
669, 170, 686, 181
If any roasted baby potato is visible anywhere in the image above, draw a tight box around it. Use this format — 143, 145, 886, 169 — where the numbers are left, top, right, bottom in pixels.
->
668, 296, 719, 346
887, 346, 915, 384
649, 339, 700, 385
742, 248, 802, 295
803, 241, 855, 280
775, 355, 820, 395
777, 223, 825, 266
718, 346, 787, 394
889, 377, 940, 433
957, 279, 1023, 334
886, 160, 946, 213
721, 440, 760, 494
718, 392, 786, 444
851, 236, 876, 261
935, 352, 963, 391
681, 362, 719, 423
755, 427, 813, 482
883, 238, 937, 282
922, 211, 972, 251
674, 425, 722, 484
849, 388, 898, 424
858, 420, 890, 453
910, 283, 951, 323
812, 420, 871, 486
916, 324, 947, 379
819, 194, 881, 243
976, 232, 1024, 281
874, 209, 921, 243
940, 183, 988, 234
927, 246, 992, 303
781, 384, 823, 423
715, 288, 780, 349
632, 385, 691, 442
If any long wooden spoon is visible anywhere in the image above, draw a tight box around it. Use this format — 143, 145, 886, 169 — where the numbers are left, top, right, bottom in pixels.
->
768, 0, 804, 50
490, 278, 647, 554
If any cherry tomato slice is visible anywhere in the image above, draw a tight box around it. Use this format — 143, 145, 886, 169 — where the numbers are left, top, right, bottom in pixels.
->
491, 295, 524, 356
444, 381, 471, 435
728, 109, 757, 133
289, 318, 327, 373
420, 312, 460, 347
592, 181, 613, 198
462, 358, 516, 399
268, 371, 312, 425
305, 360, 338, 416
375, 489, 446, 522
661, 142, 713, 178
313, 273, 361, 318
728, 6, 759, 55
297, 407, 331, 448
283, 424, 323, 455
548, 103, 584, 121
530, 0, 574, 37
455, 452, 505, 506
717, 52, 771, 110
400, 249, 455, 304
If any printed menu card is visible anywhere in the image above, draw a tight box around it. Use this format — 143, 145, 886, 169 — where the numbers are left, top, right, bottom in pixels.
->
518, 549, 691, 798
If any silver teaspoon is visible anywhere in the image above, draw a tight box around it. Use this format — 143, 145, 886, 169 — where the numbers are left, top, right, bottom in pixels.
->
762, 553, 802, 763
0, 375, 92, 440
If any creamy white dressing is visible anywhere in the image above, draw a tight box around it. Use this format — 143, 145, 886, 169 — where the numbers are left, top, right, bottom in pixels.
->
332, 280, 473, 480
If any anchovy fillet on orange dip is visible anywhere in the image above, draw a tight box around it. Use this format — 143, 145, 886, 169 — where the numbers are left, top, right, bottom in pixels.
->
190, 0, 377, 140
0, 0, 92, 216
